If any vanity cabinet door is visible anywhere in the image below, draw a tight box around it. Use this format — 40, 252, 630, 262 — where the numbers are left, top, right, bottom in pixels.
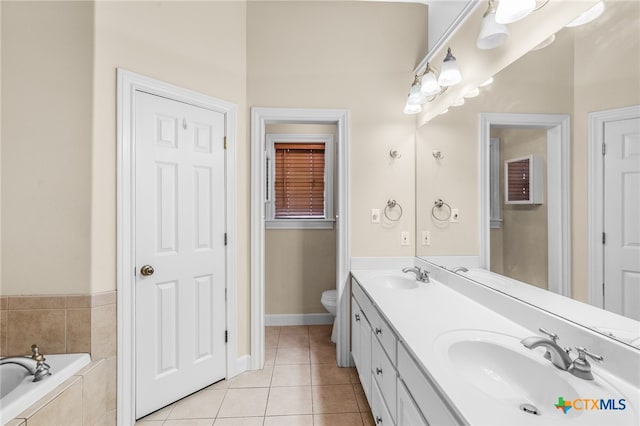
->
397, 378, 428, 426
370, 308, 397, 364
352, 296, 362, 370
371, 379, 395, 426
372, 336, 397, 421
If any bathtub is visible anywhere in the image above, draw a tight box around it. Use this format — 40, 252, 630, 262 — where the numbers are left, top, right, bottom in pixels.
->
0, 353, 90, 425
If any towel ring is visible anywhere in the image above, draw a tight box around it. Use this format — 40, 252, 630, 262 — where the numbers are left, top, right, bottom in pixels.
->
384, 199, 403, 221
432, 199, 452, 221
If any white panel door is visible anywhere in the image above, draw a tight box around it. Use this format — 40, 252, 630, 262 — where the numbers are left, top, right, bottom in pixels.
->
135, 91, 226, 418
604, 117, 640, 320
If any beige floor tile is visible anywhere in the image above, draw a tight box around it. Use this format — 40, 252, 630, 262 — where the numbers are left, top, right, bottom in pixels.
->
264, 348, 276, 367
275, 347, 310, 365
265, 333, 279, 349
348, 368, 360, 384
277, 333, 309, 348
308, 324, 332, 336
353, 383, 370, 412
271, 364, 311, 387
265, 386, 313, 416
163, 420, 214, 426
265, 326, 281, 335
168, 389, 226, 419
310, 345, 337, 364
314, 413, 364, 426
309, 332, 334, 348
311, 364, 352, 385
278, 325, 309, 336
135, 421, 164, 425
213, 417, 264, 426
138, 404, 175, 422
205, 379, 231, 390
312, 384, 359, 414
218, 388, 269, 418
263, 415, 313, 426
361, 411, 376, 426
230, 367, 273, 388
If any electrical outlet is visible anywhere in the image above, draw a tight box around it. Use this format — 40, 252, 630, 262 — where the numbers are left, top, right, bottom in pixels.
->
451, 208, 460, 223
422, 231, 431, 246
371, 209, 381, 224
401, 231, 410, 246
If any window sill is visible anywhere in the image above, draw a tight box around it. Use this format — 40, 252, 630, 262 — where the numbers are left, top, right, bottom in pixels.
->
266, 219, 335, 230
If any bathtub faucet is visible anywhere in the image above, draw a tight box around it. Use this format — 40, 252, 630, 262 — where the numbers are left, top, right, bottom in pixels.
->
402, 266, 430, 283
0, 345, 51, 382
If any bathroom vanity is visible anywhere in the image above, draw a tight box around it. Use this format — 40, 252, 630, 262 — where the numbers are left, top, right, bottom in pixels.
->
350, 262, 639, 426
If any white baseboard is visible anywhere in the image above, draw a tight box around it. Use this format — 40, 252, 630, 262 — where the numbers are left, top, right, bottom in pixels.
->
265, 313, 334, 326
234, 355, 251, 376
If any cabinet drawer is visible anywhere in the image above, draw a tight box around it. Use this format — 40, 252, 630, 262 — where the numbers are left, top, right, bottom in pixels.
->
352, 278, 375, 322
372, 335, 397, 422
370, 308, 397, 364
397, 343, 460, 426
371, 378, 395, 426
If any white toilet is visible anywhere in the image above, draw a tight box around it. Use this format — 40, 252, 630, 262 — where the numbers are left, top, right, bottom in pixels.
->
321, 289, 337, 343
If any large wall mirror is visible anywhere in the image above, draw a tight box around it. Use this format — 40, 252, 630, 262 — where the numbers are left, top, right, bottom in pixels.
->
416, 0, 640, 348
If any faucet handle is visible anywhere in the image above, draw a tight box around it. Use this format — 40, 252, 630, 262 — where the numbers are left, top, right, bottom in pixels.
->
539, 328, 559, 342
575, 347, 603, 363
31, 344, 46, 363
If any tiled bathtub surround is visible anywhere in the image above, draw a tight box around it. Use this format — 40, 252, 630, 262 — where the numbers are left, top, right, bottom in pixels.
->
0, 291, 117, 424
136, 325, 374, 426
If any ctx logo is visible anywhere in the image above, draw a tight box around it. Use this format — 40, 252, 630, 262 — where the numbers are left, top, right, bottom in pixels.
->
554, 396, 627, 414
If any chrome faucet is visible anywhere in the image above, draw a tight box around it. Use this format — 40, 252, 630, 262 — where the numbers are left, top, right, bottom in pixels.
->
402, 266, 430, 283
0, 344, 51, 382
521, 329, 604, 380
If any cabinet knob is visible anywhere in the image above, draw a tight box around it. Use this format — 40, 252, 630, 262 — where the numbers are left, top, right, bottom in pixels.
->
376, 416, 383, 424
375, 328, 382, 335
355, 313, 360, 322
376, 367, 383, 375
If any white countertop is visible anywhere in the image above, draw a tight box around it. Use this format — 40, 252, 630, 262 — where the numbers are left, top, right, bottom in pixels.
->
351, 269, 639, 426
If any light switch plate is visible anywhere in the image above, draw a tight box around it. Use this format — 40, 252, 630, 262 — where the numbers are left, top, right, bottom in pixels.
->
451, 208, 460, 223
401, 231, 410, 246
422, 231, 431, 246
371, 209, 381, 224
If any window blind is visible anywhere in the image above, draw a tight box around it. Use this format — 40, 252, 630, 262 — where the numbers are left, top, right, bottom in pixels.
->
274, 143, 325, 218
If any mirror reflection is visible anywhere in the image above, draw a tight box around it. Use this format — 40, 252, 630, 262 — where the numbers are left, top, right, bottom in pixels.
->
416, 0, 640, 347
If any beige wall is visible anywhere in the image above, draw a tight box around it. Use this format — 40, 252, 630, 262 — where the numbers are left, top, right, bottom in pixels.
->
1, 1, 94, 295
248, 1, 427, 257
491, 128, 548, 290
417, 1, 640, 302
265, 124, 337, 315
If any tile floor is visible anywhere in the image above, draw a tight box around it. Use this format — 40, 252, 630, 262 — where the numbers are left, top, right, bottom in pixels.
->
136, 325, 374, 426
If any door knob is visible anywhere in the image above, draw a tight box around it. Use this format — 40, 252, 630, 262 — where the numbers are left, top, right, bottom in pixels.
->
140, 265, 155, 276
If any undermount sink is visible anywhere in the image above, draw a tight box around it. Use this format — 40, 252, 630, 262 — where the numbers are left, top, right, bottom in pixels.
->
367, 275, 418, 290
435, 330, 636, 424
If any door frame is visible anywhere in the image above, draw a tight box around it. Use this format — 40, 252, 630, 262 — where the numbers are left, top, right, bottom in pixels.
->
587, 105, 640, 308
479, 112, 571, 297
250, 107, 351, 369
116, 69, 238, 425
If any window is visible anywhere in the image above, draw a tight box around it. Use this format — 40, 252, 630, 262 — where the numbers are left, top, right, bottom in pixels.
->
266, 134, 334, 229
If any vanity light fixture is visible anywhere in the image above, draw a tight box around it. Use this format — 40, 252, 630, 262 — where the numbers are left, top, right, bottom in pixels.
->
495, 0, 536, 24
407, 75, 425, 106
420, 63, 442, 97
403, 100, 422, 115
477, 0, 510, 50
438, 48, 462, 87
451, 97, 465, 107
464, 87, 480, 98
565, 1, 605, 27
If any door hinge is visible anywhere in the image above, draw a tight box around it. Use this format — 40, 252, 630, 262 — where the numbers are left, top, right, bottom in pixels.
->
602, 143, 606, 155
224, 136, 227, 150
225, 330, 228, 343
224, 233, 228, 246
602, 232, 606, 244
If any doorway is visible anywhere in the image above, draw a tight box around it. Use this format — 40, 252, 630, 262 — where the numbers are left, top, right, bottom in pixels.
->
479, 112, 571, 297
250, 107, 351, 370
117, 70, 238, 425
588, 105, 640, 319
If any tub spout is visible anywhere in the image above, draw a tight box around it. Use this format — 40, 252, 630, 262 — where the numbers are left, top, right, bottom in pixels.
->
1, 356, 51, 382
